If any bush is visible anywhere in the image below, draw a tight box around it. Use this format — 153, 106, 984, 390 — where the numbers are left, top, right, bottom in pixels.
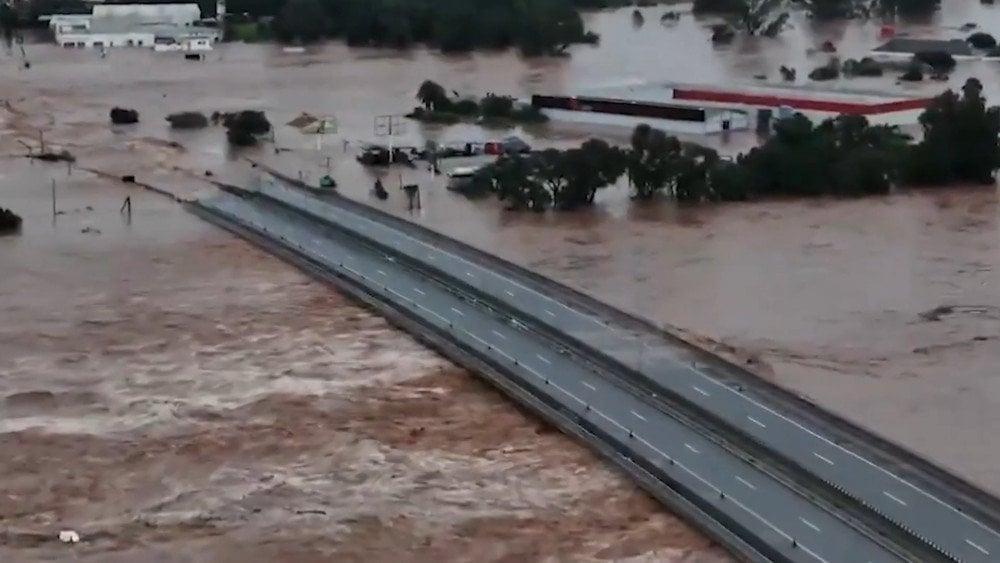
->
222, 110, 271, 147
451, 99, 480, 116
512, 105, 549, 124
913, 50, 956, 72
809, 58, 840, 81
693, 0, 746, 13
843, 57, 884, 77
0, 207, 22, 235
166, 111, 209, 129
110, 107, 139, 124
899, 63, 924, 81
480, 94, 515, 119
967, 32, 996, 49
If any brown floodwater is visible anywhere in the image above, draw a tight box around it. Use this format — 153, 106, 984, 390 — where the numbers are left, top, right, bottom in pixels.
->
3, 1, 1000, 559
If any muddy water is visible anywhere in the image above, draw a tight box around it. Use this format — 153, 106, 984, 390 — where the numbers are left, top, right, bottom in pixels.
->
4, 1, 1000, 559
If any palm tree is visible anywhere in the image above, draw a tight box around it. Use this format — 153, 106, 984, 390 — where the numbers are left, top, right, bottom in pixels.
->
416, 80, 449, 111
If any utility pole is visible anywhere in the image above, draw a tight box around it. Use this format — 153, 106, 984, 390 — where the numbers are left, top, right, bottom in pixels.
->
374, 114, 405, 164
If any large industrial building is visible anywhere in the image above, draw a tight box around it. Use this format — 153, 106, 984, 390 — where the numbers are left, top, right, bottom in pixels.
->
45, 2, 222, 50
532, 81, 935, 136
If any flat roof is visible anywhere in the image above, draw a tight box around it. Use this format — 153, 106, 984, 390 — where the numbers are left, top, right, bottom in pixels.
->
873, 38, 972, 56
587, 81, 922, 105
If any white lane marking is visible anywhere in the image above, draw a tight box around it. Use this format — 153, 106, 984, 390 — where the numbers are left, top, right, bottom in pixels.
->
450, 307, 464, 317
682, 364, 1000, 540
883, 491, 908, 506
814, 452, 835, 466
298, 222, 838, 562
536, 354, 551, 365
376, 269, 387, 276
966, 539, 990, 555
735, 476, 757, 490
491, 330, 507, 340
545, 310, 555, 317
800, 517, 821, 533
633, 436, 721, 494
591, 408, 629, 433
582, 381, 597, 391
505, 290, 515, 297
684, 443, 699, 454
550, 382, 585, 406
747, 415, 767, 428
413, 288, 426, 296
692, 385, 710, 396
631, 410, 647, 422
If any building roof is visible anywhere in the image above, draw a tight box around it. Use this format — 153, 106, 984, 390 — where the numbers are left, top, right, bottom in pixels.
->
873, 38, 972, 56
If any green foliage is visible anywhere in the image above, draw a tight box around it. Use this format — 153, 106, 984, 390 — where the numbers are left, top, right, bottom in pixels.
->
274, 0, 329, 43
267, 0, 600, 55
913, 50, 956, 72
696, 0, 788, 36
109, 107, 139, 125
408, 82, 548, 126
874, 0, 940, 17
475, 138, 624, 211
901, 78, 1000, 185
692, 0, 747, 13
222, 110, 272, 146
416, 80, 450, 111
166, 111, 209, 129
967, 32, 997, 49
0, 207, 22, 235
628, 124, 682, 199
480, 94, 515, 119
468, 76, 1000, 213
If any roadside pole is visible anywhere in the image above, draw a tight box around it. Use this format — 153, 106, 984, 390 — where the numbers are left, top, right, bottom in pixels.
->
374, 115, 406, 164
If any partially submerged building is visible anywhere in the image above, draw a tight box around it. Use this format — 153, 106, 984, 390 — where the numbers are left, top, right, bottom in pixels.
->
533, 81, 935, 135
45, 3, 221, 49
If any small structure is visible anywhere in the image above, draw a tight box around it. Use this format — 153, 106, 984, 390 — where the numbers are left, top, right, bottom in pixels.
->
872, 38, 974, 59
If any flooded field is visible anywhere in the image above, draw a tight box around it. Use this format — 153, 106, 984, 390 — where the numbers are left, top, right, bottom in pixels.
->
3, 1, 1000, 560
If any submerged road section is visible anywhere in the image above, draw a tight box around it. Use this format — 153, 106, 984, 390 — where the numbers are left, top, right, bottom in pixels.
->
239, 175, 1000, 563
190, 189, 910, 563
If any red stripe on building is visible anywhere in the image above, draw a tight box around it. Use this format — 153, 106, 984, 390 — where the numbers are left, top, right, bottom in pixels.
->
672, 88, 932, 115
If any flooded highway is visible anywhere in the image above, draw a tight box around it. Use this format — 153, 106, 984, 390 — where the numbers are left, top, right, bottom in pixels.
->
3, 1, 1000, 560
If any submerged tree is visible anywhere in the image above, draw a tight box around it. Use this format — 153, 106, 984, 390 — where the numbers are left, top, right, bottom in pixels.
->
416, 80, 450, 111
628, 124, 683, 199
901, 78, 1000, 185
273, 0, 328, 43
223, 110, 272, 146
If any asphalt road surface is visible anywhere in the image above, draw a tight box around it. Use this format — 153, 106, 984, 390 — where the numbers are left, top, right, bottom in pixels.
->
199, 192, 905, 563
254, 180, 1000, 562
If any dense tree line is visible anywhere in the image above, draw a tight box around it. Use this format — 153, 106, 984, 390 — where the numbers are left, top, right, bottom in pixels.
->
470, 79, 999, 211
409, 80, 547, 125
695, 0, 940, 19
269, 0, 601, 55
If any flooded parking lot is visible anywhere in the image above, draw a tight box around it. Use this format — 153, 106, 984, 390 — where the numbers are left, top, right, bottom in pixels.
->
3, 1, 1000, 560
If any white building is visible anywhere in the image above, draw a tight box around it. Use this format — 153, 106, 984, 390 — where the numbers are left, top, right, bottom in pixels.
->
47, 3, 220, 49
